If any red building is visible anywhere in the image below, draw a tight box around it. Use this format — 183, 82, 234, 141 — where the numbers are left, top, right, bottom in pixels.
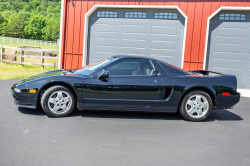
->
59, 0, 250, 89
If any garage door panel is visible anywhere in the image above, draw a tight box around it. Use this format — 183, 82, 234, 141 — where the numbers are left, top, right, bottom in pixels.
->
151, 26, 178, 36
209, 43, 245, 56
207, 11, 250, 89
247, 77, 250, 86
210, 37, 248, 44
214, 43, 245, 54
93, 38, 117, 47
91, 51, 117, 63
120, 52, 145, 56
88, 8, 185, 67
216, 27, 246, 38
93, 51, 116, 58
149, 35, 184, 41
122, 25, 147, 34
150, 54, 175, 64
121, 39, 146, 49
150, 40, 176, 51
236, 76, 242, 86
94, 24, 118, 32
213, 59, 242, 69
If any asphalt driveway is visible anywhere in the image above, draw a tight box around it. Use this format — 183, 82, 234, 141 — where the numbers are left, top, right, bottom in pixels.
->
0, 79, 250, 166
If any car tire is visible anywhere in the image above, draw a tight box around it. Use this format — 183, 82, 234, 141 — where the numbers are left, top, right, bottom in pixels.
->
41, 85, 76, 117
179, 90, 213, 122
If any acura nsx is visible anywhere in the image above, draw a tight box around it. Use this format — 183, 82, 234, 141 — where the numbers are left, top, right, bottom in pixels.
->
11, 56, 240, 121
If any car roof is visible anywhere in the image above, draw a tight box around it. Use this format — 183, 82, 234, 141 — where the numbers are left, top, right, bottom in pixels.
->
112, 55, 157, 61
112, 55, 187, 72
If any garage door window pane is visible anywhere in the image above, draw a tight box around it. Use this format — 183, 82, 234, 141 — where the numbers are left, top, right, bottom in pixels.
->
97, 11, 118, 18
124, 12, 147, 19
241, 14, 246, 20
230, 14, 235, 20
219, 13, 246, 21
154, 13, 177, 20
236, 14, 241, 20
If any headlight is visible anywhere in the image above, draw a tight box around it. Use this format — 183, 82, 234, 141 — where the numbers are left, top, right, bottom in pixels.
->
14, 88, 21, 93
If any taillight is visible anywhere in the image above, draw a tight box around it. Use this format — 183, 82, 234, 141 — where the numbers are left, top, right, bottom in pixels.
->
223, 92, 230, 96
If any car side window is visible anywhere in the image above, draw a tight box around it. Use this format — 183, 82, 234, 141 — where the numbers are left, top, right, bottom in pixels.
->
158, 61, 189, 76
106, 59, 154, 76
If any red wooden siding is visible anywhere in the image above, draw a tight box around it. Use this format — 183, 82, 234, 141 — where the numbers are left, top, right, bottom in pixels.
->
61, 0, 249, 70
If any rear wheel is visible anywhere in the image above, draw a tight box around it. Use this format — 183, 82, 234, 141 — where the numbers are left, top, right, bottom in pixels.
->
179, 90, 213, 121
41, 85, 76, 117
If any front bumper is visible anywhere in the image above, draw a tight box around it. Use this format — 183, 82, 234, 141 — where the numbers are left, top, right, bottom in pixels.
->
11, 89, 37, 109
14, 100, 36, 109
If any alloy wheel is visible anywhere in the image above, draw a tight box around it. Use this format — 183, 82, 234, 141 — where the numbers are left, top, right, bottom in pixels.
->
48, 90, 72, 114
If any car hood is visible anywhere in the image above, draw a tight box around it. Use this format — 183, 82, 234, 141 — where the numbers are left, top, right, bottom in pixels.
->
15, 70, 77, 85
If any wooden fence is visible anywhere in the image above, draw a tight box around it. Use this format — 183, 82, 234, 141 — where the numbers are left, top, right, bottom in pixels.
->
0, 45, 59, 69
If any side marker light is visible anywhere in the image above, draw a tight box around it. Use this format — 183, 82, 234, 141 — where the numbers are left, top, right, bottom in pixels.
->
29, 89, 36, 93
223, 92, 230, 96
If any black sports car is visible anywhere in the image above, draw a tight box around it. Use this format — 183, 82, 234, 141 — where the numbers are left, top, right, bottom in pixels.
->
11, 56, 240, 121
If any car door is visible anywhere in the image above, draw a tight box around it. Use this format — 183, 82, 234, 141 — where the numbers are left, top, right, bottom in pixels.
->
82, 58, 162, 110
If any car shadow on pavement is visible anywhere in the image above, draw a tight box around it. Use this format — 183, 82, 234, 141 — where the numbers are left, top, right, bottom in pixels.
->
70, 109, 243, 122
72, 110, 182, 121
18, 106, 46, 116
18, 107, 243, 121
205, 109, 243, 121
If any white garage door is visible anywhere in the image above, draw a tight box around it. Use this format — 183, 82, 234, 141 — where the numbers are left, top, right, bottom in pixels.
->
206, 11, 250, 89
87, 8, 186, 68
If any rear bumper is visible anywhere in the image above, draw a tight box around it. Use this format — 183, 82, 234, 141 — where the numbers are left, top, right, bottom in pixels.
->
215, 92, 241, 109
11, 89, 37, 109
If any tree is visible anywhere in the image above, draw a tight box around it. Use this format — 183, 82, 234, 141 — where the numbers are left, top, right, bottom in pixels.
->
0, 12, 7, 35
0, 2, 12, 11
36, 5, 45, 13
0, 13, 4, 25
0, 0, 61, 40
42, 17, 60, 41
0, 11, 13, 36
24, 15, 45, 40
4, 12, 30, 38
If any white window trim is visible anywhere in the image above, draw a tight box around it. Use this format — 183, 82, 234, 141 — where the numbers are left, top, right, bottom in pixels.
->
58, 0, 65, 69
82, 5, 188, 69
203, 6, 250, 70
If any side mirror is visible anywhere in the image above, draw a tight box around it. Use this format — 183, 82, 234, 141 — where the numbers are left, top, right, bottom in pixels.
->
97, 70, 109, 81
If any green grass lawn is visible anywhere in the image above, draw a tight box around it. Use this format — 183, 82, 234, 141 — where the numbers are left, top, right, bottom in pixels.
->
0, 42, 59, 80
0, 61, 57, 80
0, 42, 59, 50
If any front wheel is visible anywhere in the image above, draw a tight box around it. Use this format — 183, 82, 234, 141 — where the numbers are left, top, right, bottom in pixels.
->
41, 85, 76, 117
179, 90, 213, 121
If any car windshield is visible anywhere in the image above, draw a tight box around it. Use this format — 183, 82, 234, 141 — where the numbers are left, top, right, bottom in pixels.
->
74, 57, 118, 76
